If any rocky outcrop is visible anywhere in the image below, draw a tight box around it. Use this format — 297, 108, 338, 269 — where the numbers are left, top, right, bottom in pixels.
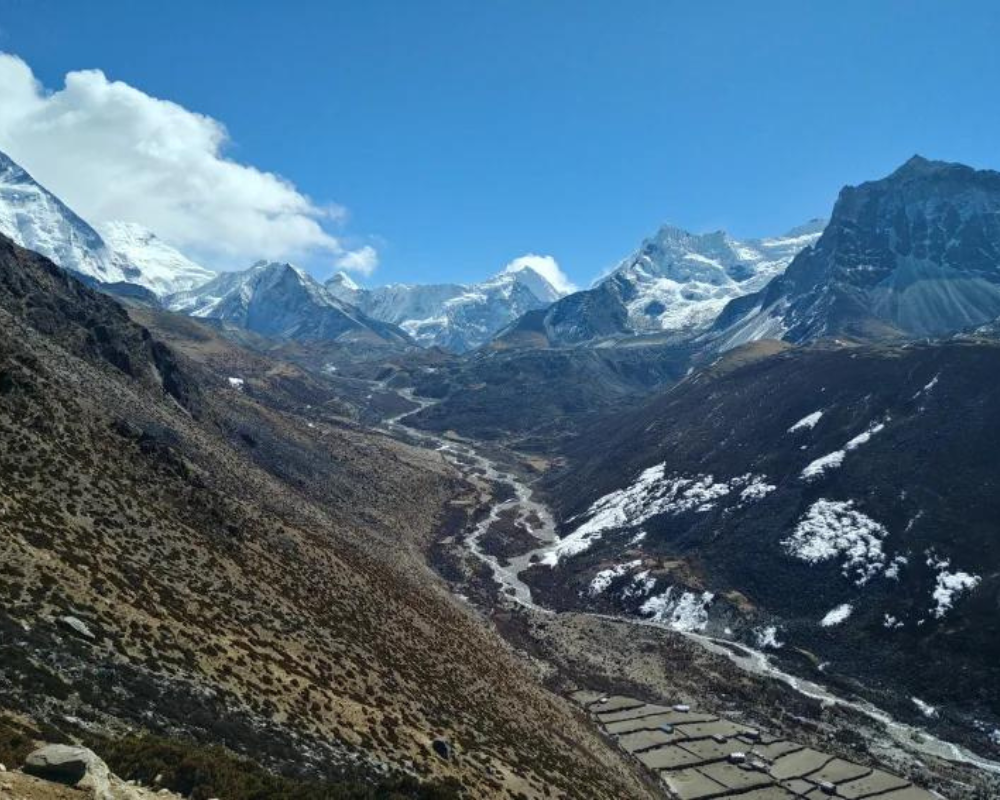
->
24, 745, 112, 799
710, 157, 1000, 349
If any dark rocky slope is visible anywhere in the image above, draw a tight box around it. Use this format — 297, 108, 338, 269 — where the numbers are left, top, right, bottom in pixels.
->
532, 339, 1000, 753
405, 340, 695, 447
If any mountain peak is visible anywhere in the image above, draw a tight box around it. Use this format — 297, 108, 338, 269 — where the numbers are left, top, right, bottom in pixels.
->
500, 254, 574, 297
885, 154, 981, 183
99, 220, 215, 295
328, 270, 360, 291
712, 156, 1000, 349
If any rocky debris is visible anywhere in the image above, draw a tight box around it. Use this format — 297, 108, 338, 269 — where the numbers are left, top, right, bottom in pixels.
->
571, 690, 938, 799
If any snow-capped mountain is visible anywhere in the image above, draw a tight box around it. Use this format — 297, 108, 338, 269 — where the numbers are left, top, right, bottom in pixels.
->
326, 263, 570, 352
168, 260, 411, 345
0, 148, 214, 296
710, 156, 1000, 350
0, 149, 134, 284
610, 219, 826, 332
99, 220, 216, 295
494, 221, 824, 348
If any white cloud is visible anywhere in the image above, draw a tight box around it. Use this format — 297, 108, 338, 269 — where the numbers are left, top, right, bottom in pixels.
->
502, 253, 576, 295
0, 52, 367, 271
334, 245, 379, 276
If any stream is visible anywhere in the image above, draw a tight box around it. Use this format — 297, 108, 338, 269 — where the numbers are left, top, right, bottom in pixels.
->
381, 386, 1000, 778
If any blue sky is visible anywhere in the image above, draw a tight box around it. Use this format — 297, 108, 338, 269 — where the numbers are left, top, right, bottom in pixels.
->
2, 0, 999, 287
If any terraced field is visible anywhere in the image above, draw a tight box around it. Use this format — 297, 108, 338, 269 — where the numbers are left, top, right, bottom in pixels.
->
572, 691, 936, 800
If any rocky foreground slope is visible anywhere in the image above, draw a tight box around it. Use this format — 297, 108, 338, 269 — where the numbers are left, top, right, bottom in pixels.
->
0, 234, 652, 798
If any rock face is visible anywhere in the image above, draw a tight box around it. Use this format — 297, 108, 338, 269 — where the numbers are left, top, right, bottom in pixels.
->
711, 156, 1000, 349
326, 264, 568, 352
495, 221, 823, 348
24, 745, 112, 799
0, 234, 199, 411
167, 260, 412, 346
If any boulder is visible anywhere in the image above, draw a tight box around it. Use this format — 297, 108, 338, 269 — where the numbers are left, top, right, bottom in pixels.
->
431, 738, 451, 760
23, 744, 112, 799
58, 615, 97, 641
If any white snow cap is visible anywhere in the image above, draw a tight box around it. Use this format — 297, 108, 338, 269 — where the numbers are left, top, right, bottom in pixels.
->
328, 270, 360, 291
502, 254, 576, 296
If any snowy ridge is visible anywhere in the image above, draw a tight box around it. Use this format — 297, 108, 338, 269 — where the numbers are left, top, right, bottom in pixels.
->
0, 149, 214, 295
327, 262, 569, 352
99, 220, 215, 295
609, 219, 825, 334
0, 149, 131, 283
167, 260, 409, 345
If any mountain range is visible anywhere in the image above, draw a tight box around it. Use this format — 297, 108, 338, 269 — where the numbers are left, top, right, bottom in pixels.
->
326, 265, 568, 352
166, 260, 412, 346
3, 148, 1000, 798
495, 220, 825, 348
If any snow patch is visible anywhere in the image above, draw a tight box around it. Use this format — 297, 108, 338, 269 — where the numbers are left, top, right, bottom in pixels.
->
927, 555, 981, 619
801, 450, 845, 480
738, 476, 777, 503
884, 555, 908, 580
800, 419, 887, 481
622, 570, 656, 600
912, 697, 939, 719
640, 588, 714, 632
782, 500, 889, 585
844, 420, 886, 450
788, 411, 823, 433
544, 469, 774, 565
883, 614, 904, 630
588, 560, 642, 596
913, 373, 940, 400
820, 603, 853, 627
754, 625, 783, 649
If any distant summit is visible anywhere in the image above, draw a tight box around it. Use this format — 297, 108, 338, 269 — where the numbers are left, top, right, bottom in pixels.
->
325, 263, 570, 352
494, 220, 824, 348
99, 220, 216, 295
710, 156, 1000, 348
168, 260, 410, 345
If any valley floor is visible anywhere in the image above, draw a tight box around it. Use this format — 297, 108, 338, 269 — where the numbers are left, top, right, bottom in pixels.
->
379, 386, 1000, 800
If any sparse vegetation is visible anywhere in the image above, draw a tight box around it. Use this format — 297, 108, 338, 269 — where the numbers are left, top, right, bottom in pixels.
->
92, 735, 462, 800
